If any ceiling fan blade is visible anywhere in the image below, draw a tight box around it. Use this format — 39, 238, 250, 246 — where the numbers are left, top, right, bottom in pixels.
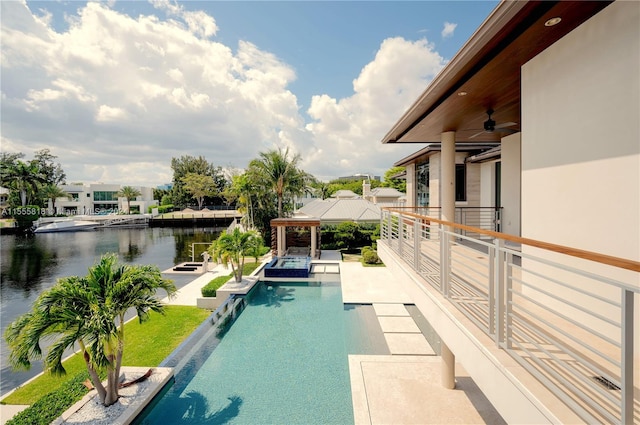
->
495, 122, 518, 129
469, 130, 486, 139
496, 127, 519, 134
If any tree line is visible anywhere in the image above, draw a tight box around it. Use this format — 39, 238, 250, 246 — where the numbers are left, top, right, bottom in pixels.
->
1, 147, 405, 238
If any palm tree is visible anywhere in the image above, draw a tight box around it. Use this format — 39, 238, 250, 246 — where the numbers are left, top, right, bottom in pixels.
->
42, 184, 69, 215
116, 186, 142, 213
0, 159, 46, 206
4, 253, 176, 406
208, 228, 263, 282
247, 147, 305, 218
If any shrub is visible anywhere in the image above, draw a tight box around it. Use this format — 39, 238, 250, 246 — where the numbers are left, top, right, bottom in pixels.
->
11, 205, 41, 229
201, 274, 232, 297
160, 204, 174, 214
200, 261, 263, 297
6, 371, 94, 425
361, 246, 381, 265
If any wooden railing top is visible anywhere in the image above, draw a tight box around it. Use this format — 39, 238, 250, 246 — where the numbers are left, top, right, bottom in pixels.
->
382, 207, 640, 274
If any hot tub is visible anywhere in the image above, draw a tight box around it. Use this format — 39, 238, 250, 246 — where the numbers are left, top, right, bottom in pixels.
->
263, 256, 312, 278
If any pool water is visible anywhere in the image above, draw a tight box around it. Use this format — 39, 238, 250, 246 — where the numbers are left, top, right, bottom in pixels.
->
135, 281, 388, 424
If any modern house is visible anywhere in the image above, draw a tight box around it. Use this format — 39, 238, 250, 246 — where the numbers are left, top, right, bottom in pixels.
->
53, 183, 157, 215
377, 1, 639, 424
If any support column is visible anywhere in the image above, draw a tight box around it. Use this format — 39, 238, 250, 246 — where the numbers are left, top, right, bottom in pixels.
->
441, 131, 456, 223
310, 226, 317, 258
277, 226, 286, 256
441, 131, 456, 388
441, 342, 456, 389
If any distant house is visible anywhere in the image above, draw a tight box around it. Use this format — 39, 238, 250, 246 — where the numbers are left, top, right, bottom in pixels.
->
361, 180, 406, 206
0, 187, 9, 210
54, 183, 157, 215
330, 189, 360, 200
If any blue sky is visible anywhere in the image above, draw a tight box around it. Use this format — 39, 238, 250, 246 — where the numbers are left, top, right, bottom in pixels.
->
2, 1, 497, 186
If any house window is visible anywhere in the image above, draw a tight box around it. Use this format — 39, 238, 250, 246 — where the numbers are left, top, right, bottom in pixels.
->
455, 164, 466, 202
416, 162, 429, 207
93, 191, 118, 201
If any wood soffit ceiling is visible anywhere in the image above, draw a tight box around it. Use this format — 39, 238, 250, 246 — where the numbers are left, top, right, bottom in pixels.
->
382, 1, 613, 144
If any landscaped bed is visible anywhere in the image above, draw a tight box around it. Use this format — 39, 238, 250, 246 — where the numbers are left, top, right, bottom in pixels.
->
2, 305, 210, 425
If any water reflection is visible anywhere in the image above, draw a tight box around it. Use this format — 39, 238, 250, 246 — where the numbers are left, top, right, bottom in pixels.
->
1, 234, 57, 297
0, 226, 221, 395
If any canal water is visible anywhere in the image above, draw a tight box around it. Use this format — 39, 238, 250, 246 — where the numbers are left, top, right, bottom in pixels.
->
0, 226, 221, 396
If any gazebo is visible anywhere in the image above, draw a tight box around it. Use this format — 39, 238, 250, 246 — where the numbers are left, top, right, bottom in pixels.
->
270, 217, 321, 258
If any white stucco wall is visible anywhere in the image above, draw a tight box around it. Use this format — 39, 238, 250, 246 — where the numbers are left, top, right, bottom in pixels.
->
500, 133, 521, 236
521, 1, 639, 359
521, 0, 639, 264
479, 161, 496, 210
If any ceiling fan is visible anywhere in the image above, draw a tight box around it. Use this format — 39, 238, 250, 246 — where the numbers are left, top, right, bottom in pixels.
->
469, 109, 518, 139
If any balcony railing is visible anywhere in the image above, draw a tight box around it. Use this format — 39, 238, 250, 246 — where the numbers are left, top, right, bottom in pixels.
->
380, 207, 639, 424
389, 206, 502, 234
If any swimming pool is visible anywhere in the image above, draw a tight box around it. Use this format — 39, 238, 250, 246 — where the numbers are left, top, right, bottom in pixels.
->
134, 281, 388, 424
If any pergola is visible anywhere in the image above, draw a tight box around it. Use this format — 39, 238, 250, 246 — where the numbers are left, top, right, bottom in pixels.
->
270, 217, 321, 258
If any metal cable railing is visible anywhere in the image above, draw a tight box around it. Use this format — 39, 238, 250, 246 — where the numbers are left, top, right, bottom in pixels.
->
380, 208, 639, 424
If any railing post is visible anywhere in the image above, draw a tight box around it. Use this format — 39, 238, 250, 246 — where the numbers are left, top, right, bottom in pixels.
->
621, 289, 634, 424
414, 220, 421, 273
488, 244, 495, 335
494, 238, 505, 347
398, 214, 404, 258
440, 224, 450, 297
505, 252, 513, 349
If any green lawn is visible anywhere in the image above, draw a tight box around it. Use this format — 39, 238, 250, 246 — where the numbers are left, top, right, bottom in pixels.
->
2, 305, 210, 405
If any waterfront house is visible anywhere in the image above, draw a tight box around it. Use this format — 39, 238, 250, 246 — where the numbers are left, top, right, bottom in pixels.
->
378, 1, 639, 423
53, 183, 157, 215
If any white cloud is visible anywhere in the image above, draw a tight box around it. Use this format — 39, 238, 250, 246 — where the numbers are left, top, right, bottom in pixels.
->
1, 2, 444, 186
442, 21, 457, 39
96, 105, 127, 122
304, 37, 445, 179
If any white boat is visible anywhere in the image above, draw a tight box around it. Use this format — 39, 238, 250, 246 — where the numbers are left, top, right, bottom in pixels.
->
34, 219, 100, 233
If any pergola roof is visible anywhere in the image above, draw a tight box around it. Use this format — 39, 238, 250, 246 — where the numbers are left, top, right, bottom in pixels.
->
270, 217, 321, 227
381, 1, 612, 144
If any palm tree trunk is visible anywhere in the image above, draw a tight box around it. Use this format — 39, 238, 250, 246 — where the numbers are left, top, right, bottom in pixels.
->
80, 342, 107, 404
104, 362, 119, 406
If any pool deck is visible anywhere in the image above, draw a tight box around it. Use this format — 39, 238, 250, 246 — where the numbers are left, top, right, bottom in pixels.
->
1, 252, 504, 425
339, 260, 505, 424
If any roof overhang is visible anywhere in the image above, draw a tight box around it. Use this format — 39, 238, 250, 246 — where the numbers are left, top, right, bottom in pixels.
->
394, 142, 500, 167
381, 1, 613, 144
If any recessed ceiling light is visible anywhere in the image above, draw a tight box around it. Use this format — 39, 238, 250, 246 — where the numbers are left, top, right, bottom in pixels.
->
457, 91, 467, 96
545, 17, 562, 27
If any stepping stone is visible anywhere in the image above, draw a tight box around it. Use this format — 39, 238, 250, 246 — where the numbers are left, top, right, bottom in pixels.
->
378, 316, 421, 333
384, 333, 435, 355
325, 264, 340, 273
373, 303, 410, 316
